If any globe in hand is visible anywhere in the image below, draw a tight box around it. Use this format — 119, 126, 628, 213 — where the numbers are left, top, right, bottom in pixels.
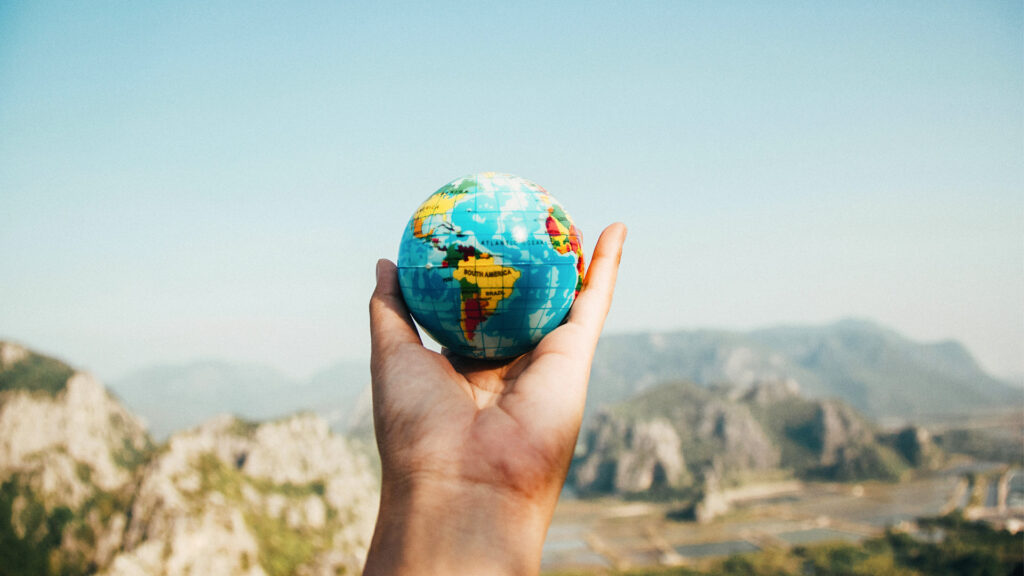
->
397, 173, 584, 359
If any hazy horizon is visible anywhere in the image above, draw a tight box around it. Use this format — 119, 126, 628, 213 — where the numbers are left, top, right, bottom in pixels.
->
1, 316, 1017, 386
2, 2, 1021, 381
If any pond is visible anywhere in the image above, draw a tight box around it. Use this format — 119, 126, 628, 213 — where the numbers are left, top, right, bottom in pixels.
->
776, 528, 864, 545
674, 540, 759, 558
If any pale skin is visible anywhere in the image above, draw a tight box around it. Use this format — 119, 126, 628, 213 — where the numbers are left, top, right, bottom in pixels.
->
364, 223, 627, 576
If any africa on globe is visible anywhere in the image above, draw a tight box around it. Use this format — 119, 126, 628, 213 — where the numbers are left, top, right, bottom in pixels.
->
397, 173, 584, 359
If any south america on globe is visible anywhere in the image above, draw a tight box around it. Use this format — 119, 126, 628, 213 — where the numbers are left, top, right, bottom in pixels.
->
397, 173, 584, 359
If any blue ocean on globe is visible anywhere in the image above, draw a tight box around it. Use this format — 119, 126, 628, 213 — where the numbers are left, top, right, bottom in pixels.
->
397, 173, 584, 359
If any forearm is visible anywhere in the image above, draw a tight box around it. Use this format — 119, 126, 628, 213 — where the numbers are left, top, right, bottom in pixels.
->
362, 477, 554, 576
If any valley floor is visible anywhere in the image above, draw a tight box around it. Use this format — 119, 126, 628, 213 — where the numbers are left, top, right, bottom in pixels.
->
541, 463, 1023, 573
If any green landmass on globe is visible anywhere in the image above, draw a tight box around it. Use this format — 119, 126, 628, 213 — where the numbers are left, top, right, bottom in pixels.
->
397, 173, 584, 359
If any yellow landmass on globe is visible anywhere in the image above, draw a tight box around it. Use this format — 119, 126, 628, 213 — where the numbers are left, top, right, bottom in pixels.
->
411, 189, 466, 238
451, 255, 521, 341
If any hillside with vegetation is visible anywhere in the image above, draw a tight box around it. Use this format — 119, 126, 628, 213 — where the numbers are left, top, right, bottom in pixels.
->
0, 342, 378, 576
570, 379, 943, 520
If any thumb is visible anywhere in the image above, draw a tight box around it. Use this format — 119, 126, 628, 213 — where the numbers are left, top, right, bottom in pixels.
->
369, 259, 422, 362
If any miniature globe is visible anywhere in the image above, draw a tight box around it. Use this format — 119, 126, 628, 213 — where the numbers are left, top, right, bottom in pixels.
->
397, 173, 584, 359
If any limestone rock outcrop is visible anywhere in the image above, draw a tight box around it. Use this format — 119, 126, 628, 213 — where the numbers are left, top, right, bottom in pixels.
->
0, 341, 380, 576
890, 425, 943, 470
571, 379, 913, 500
815, 400, 873, 468
696, 400, 780, 471
0, 342, 150, 574
574, 414, 689, 494
106, 413, 379, 576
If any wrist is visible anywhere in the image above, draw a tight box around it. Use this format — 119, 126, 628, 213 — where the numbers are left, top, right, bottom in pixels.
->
363, 474, 554, 576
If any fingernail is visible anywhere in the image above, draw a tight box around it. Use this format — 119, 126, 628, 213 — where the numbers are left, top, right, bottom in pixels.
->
375, 259, 385, 285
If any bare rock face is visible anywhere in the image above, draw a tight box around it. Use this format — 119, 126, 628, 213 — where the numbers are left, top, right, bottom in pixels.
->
570, 378, 916, 502
1, 342, 381, 576
0, 345, 150, 574
693, 466, 730, 523
0, 342, 30, 368
574, 414, 689, 494
815, 400, 873, 468
696, 401, 780, 471
0, 373, 148, 499
572, 413, 624, 492
804, 400, 907, 481
614, 418, 689, 493
573, 383, 781, 498
105, 413, 379, 576
891, 425, 943, 470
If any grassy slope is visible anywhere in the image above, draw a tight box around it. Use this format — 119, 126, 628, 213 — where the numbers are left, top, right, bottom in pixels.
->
0, 347, 74, 396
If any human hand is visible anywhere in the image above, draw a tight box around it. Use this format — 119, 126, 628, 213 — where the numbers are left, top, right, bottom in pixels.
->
363, 223, 626, 576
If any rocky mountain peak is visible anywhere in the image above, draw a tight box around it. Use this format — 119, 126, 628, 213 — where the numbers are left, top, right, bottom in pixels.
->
815, 400, 874, 468
574, 414, 689, 494
891, 425, 943, 470
1, 343, 380, 576
109, 412, 378, 576
697, 400, 780, 471
1, 349, 152, 574
0, 342, 29, 369
0, 370, 149, 504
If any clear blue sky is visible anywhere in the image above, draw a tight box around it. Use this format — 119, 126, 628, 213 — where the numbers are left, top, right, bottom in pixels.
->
1, 1, 1021, 380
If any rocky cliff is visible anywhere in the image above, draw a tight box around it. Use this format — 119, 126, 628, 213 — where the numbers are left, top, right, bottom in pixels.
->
0, 342, 150, 574
572, 414, 690, 494
0, 342, 379, 576
104, 414, 378, 576
571, 379, 920, 504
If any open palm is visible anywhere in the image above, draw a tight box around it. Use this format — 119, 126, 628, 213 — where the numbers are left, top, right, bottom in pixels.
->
369, 223, 627, 506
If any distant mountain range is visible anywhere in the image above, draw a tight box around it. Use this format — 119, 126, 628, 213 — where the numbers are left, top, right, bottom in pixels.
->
96, 318, 1019, 440
109, 360, 370, 440
587, 319, 1020, 423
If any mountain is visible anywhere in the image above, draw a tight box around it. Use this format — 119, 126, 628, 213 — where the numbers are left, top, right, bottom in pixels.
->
109, 360, 369, 440
573, 379, 918, 492
109, 319, 1011, 439
0, 342, 379, 576
102, 413, 378, 576
587, 319, 1021, 422
570, 379, 940, 520
0, 342, 151, 574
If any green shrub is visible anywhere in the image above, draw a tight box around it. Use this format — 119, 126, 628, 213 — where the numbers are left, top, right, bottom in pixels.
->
0, 353, 74, 396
